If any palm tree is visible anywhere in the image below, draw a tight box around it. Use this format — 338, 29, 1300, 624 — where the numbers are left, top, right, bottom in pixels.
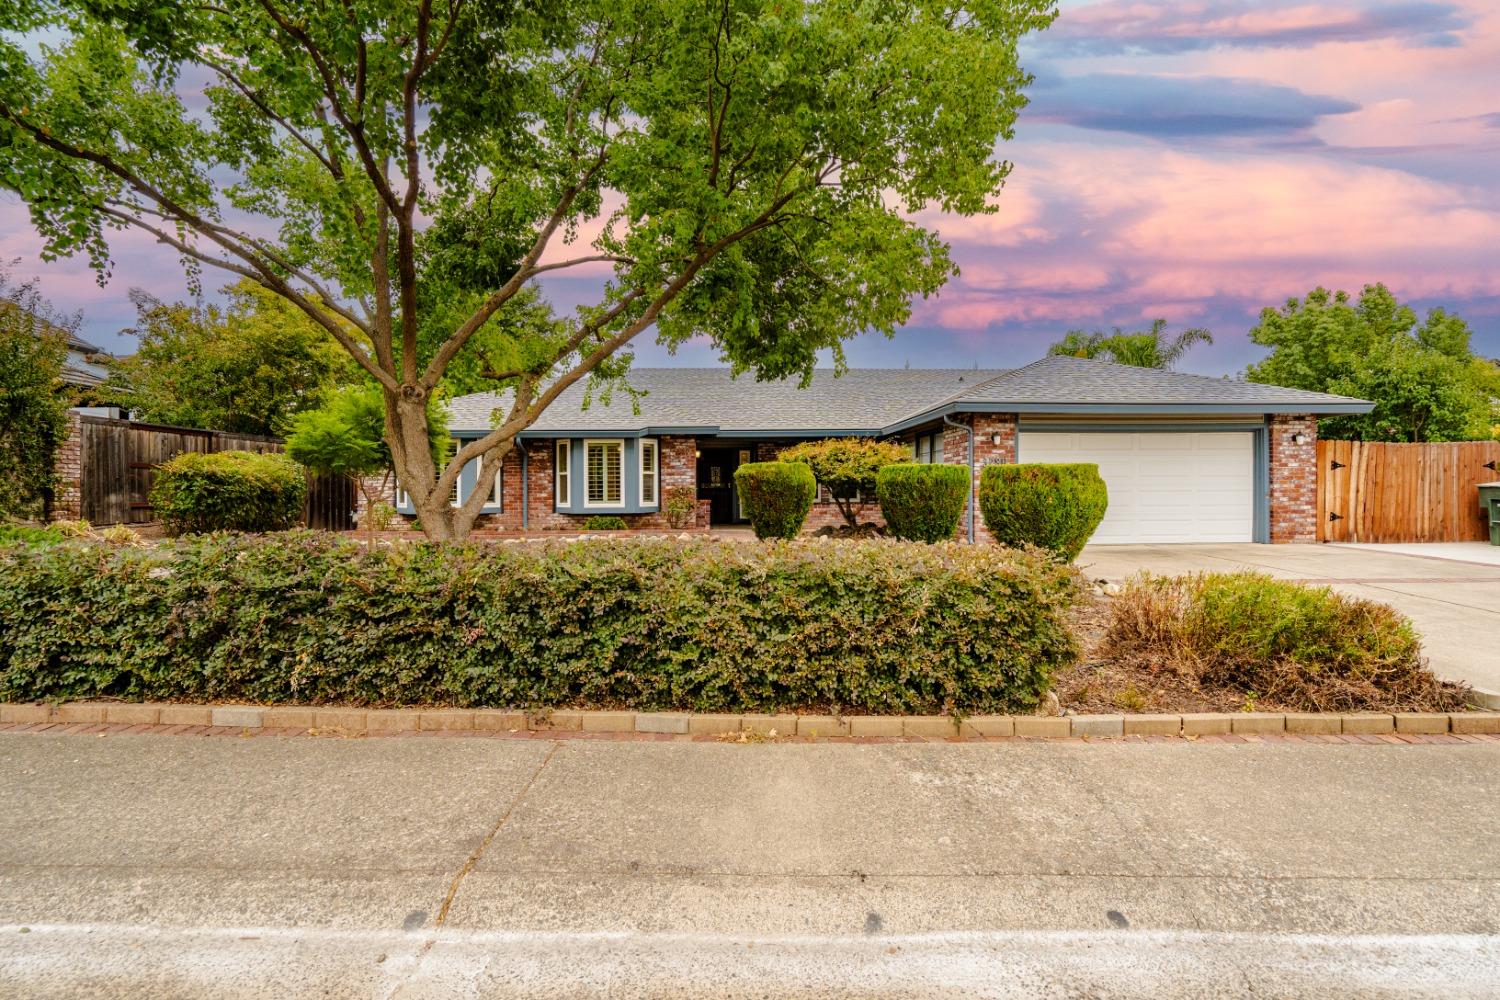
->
1048, 319, 1213, 370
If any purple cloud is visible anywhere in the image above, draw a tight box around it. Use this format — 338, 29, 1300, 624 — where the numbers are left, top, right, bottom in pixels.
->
1026, 73, 1359, 138
1039, 1, 1470, 55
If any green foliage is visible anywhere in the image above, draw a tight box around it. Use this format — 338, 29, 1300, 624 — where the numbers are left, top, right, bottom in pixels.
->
0, 271, 72, 520
101, 281, 358, 436
779, 437, 911, 526
1048, 319, 1212, 370
583, 515, 628, 531
877, 464, 970, 542
0, 0, 1056, 539
285, 385, 448, 480
979, 464, 1108, 561
0, 534, 1083, 714
734, 462, 815, 539
149, 451, 307, 535
1247, 284, 1492, 442
0, 523, 64, 548
663, 485, 698, 530
1103, 573, 1459, 711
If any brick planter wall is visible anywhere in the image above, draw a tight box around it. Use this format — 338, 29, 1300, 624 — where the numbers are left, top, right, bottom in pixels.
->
1269, 414, 1318, 543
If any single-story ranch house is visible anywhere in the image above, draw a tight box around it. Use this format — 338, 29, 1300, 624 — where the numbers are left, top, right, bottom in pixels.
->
395, 354, 1372, 544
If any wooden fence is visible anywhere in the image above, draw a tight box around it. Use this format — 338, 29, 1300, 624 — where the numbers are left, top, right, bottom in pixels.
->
1317, 439, 1500, 542
78, 415, 354, 531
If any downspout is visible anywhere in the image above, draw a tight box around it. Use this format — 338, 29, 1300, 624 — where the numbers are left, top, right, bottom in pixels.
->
521, 444, 529, 531
943, 413, 975, 543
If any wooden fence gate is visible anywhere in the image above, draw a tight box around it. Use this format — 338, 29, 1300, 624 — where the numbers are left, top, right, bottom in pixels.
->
78, 416, 354, 531
1317, 439, 1500, 542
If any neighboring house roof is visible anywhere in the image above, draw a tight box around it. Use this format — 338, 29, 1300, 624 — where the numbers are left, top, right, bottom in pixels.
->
445, 355, 1373, 436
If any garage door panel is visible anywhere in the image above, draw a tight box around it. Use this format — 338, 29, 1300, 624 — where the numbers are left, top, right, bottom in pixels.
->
1018, 430, 1255, 544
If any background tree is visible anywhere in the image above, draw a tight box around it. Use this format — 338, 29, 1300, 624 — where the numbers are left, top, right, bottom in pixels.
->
1048, 319, 1212, 369
284, 385, 448, 530
0, 0, 1056, 539
1246, 285, 1492, 442
102, 280, 358, 436
0, 269, 72, 520
779, 437, 910, 528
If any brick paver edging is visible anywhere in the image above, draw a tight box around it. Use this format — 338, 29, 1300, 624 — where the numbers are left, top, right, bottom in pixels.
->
2, 702, 1498, 742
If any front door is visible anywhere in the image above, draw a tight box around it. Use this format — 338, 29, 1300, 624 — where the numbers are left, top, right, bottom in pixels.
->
697, 448, 751, 524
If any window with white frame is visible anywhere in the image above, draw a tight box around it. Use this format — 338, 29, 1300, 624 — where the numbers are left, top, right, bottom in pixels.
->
585, 439, 624, 507
913, 431, 942, 464
477, 453, 501, 507
639, 438, 658, 506
555, 440, 571, 507
442, 440, 461, 507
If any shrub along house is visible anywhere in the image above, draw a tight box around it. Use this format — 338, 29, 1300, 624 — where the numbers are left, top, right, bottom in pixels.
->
402, 354, 1371, 544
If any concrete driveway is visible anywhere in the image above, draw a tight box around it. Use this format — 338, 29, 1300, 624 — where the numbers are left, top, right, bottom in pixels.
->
1078, 543, 1500, 700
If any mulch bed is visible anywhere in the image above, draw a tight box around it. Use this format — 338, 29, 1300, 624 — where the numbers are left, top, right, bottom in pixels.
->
1054, 593, 1473, 715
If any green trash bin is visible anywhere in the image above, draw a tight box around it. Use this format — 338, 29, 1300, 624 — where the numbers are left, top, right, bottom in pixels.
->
1481, 482, 1500, 546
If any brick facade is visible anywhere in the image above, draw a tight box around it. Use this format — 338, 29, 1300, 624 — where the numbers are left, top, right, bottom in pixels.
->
1268, 413, 1318, 543
370, 434, 707, 533
940, 413, 1016, 543
374, 413, 1323, 544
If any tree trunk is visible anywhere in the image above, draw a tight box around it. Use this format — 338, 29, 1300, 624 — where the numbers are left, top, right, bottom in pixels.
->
386, 387, 458, 541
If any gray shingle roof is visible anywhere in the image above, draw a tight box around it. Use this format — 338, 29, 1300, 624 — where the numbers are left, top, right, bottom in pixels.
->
446, 356, 1372, 436
447, 368, 1008, 434
954, 354, 1369, 407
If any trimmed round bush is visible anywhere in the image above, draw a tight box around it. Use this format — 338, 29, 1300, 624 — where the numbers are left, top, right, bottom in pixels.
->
877, 463, 970, 542
149, 450, 307, 535
734, 461, 815, 539
979, 463, 1107, 561
0, 533, 1084, 714
583, 515, 628, 531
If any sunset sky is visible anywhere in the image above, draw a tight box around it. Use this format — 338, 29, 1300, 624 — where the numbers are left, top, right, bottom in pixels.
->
3, 0, 1497, 377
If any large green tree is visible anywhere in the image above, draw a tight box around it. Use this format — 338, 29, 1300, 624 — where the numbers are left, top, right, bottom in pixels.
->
1048, 318, 1213, 369
1246, 284, 1494, 442
0, 0, 1056, 539
103, 280, 358, 436
0, 269, 72, 521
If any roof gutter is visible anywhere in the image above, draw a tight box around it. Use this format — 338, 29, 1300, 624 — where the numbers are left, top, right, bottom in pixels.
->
943, 413, 975, 543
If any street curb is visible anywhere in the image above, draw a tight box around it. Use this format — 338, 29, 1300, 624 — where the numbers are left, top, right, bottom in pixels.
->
3, 702, 1499, 740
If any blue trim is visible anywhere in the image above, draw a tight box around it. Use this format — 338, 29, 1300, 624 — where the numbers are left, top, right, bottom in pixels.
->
1254, 423, 1270, 544
555, 437, 661, 514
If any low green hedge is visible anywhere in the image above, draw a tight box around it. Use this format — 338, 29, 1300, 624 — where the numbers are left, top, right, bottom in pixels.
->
583, 515, 628, 531
979, 463, 1108, 561
734, 462, 815, 539
150, 451, 306, 535
0, 533, 1083, 714
877, 464, 970, 542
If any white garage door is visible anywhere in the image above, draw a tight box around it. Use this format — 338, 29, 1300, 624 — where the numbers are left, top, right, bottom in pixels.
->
1018, 431, 1256, 544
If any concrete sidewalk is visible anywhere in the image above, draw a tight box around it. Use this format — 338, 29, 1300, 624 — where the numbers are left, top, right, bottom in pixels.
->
1, 730, 1497, 997
1078, 543, 1500, 699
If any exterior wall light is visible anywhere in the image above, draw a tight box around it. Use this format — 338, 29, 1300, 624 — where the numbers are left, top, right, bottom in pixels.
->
1291, 432, 1308, 445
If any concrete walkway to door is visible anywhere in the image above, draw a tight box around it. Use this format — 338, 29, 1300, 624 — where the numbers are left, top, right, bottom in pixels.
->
1077, 543, 1500, 703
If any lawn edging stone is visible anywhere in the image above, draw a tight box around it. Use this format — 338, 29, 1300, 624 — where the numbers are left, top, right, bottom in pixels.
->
4, 702, 1499, 741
